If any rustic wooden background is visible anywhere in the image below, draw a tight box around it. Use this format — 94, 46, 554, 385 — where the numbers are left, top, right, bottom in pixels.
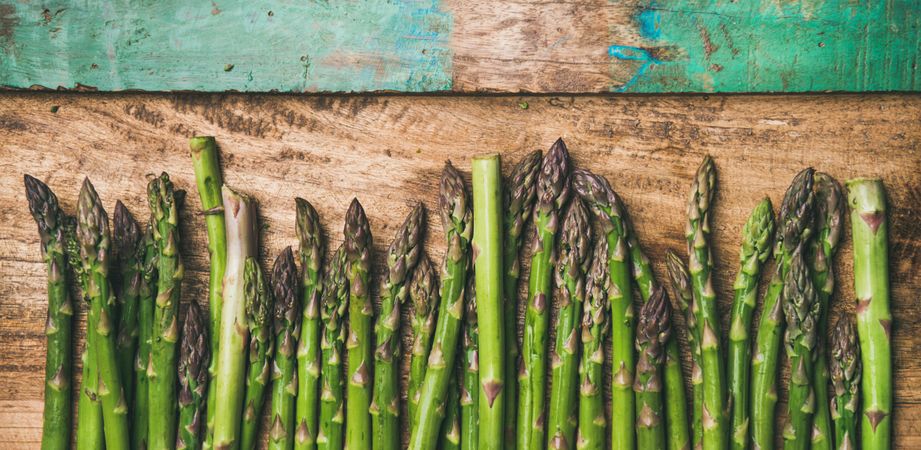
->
0, 92, 919, 448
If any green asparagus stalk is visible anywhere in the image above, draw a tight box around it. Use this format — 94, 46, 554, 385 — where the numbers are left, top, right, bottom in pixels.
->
177, 301, 210, 450
547, 199, 590, 450
577, 237, 609, 450
134, 223, 158, 450
407, 256, 438, 424
830, 317, 860, 450
570, 168, 634, 450
846, 178, 891, 450
295, 198, 323, 450
518, 139, 570, 450
665, 250, 701, 450
727, 198, 774, 450
809, 173, 844, 450
189, 136, 227, 450
239, 258, 273, 450
371, 204, 425, 450
751, 168, 815, 450
269, 248, 301, 450
318, 247, 347, 450
213, 186, 258, 450
440, 365, 462, 450
782, 246, 820, 450
634, 288, 672, 450
460, 273, 478, 450
501, 149, 541, 449
408, 162, 472, 450
24, 175, 74, 450
79, 179, 131, 450
344, 199, 373, 450
113, 201, 142, 409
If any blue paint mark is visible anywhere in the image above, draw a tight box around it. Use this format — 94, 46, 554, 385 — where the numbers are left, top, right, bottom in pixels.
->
637, 9, 662, 40
608, 45, 660, 92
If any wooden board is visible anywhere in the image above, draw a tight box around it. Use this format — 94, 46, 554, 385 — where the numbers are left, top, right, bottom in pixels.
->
0, 92, 920, 448
1, 0, 920, 93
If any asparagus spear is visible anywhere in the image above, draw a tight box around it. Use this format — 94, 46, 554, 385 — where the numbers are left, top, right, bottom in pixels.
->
547, 199, 591, 450
501, 149, 541, 449
24, 175, 74, 450
408, 162, 472, 450
727, 198, 774, 450
134, 222, 158, 450
344, 199, 373, 450
78, 179, 131, 450
576, 237, 609, 450
318, 247, 347, 450
440, 365, 462, 450
846, 178, 891, 450
113, 201, 142, 409
634, 287, 672, 450
269, 247, 301, 450
751, 168, 815, 450
518, 139, 570, 450
407, 256, 438, 424
665, 250, 701, 450
177, 302, 210, 450
782, 246, 820, 450
460, 273, 478, 450
809, 174, 844, 450
371, 204, 425, 450
295, 198, 323, 450
213, 186, 258, 450
239, 258, 273, 450
570, 168, 634, 450
189, 136, 227, 450
830, 317, 860, 450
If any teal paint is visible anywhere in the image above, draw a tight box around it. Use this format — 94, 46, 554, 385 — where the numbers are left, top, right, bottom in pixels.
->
0, 0, 452, 92
612, 0, 921, 93
608, 45, 660, 92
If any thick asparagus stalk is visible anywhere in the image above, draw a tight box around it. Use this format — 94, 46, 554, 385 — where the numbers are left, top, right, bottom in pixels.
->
751, 168, 815, 450
239, 258, 273, 450
24, 175, 74, 450
295, 198, 323, 450
269, 248, 301, 450
344, 199, 373, 450
408, 162, 472, 450
113, 201, 142, 409
407, 256, 438, 423
727, 198, 774, 450
518, 139, 570, 450
318, 247, 347, 450
212, 186, 258, 450
134, 222, 158, 450
577, 237, 609, 450
846, 178, 891, 450
809, 173, 844, 450
371, 204, 425, 450
571, 168, 634, 450
501, 149, 541, 449
177, 302, 210, 450
830, 317, 860, 450
547, 199, 591, 450
634, 288, 672, 450
665, 250, 701, 450
189, 136, 227, 450
460, 273, 478, 450
782, 247, 820, 450
79, 179, 130, 450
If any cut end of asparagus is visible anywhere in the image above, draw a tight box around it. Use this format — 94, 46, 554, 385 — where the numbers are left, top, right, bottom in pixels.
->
24, 174, 65, 248
188, 136, 217, 156
272, 246, 300, 333
830, 316, 861, 393
296, 197, 323, 275
113, 200, 141, 263
77, 178, 111, 271
535, 139, 571, 215
845, 178, 887, 217
179, 301, 210, 393
387, 203, 425, 288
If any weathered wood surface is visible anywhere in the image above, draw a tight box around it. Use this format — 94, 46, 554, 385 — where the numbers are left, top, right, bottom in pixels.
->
0, 93, 920, 449
1, 0, 920, 93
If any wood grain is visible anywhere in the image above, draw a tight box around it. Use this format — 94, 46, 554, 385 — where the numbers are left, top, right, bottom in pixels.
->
0, 93, 920, 448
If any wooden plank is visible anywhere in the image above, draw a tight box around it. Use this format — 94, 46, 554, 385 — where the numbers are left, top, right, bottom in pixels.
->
1, 0, 919, 93
0, 93, 920, 448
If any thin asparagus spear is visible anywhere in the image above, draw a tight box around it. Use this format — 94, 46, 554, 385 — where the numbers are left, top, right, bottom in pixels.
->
371, 204, 425, 450
460, 273, 478, 450
727, 198, 774, 450
134, 223, 158, 450
440, 365, 462, 450
24, 175, 74, 450
519, 139, 570, 450
79, 178, 130, 450
634, 288, 672, 450
571, 168, 634, 450
189, 136, 227, 450
846, 178, 891, 450
113, 201, 142, 409
212, 186, 258, 450
809, 174, 844, 450
318, 247, 347, 450
407, 256, 439, 423
295, 198, 323, 450
344, 199, 373, 450
830, 317, 860, 450
547, 199, 591, 450
239, 258, 273, 450
665, 250, 701, 450
782, 246, 820, 450
501, 149, 541, 449
408, 162, 472, 450
269, 248, 301, 450
177, 302, 210, 450
577, 238, 609, 450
